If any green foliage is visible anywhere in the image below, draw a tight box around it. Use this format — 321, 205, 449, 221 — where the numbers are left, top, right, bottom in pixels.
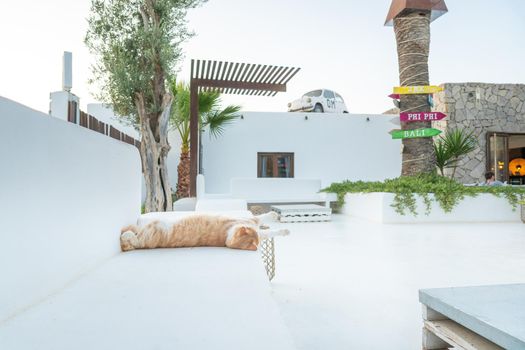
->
323, 174, 525, 216
169, 81, 241, 150
85, 0, 206, 126
434, 129, 477, 178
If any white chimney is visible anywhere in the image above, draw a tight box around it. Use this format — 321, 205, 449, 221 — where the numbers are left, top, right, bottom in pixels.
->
49, 51, 79, 122
62, 51, 73, 92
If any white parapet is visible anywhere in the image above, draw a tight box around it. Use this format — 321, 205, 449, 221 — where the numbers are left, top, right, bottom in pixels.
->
342, 192, 521, 223
0, 96, 142, 322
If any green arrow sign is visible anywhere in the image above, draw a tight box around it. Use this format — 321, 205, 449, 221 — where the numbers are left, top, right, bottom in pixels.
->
390, 128, 442, 139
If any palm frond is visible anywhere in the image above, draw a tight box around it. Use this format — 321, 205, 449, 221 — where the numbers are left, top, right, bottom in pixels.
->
169, 80, 241, 142
204, 104, 241, 138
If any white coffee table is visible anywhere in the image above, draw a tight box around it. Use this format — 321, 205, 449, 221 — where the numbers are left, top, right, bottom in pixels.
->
419, 284, 525, 350
271, 204, 332, 223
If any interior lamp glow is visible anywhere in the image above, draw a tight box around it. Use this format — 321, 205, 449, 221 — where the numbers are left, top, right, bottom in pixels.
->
509, 158, 525, 175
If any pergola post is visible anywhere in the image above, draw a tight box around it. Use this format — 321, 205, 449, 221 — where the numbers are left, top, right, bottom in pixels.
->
189, 79, 199, 197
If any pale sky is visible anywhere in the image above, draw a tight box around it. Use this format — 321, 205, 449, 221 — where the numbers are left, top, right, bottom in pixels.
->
1, 0, 524, 115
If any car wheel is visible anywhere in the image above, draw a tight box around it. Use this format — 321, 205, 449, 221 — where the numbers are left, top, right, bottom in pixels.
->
313, 104, 324, 113
343, 110, 349, 113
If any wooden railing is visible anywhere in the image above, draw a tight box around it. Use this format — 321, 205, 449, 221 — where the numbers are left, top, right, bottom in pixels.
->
74, 108, 140, 149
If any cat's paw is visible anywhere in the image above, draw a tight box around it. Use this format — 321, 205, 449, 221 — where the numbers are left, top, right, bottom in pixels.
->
120, 231, 138, 252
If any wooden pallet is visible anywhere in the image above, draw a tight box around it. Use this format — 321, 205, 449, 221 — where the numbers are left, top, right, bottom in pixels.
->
422, 306, 504, 350
271, 204, 332, 223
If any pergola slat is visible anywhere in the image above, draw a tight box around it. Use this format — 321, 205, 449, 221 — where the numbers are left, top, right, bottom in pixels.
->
195, 60, 201, 81
276, 67, 293, 84
229, 63, 240, 81
205, 60, 211, 79
253, 65, 268, 83
209, 60, 216, 80
269, 66, 286, 84
220, 62, 229, 80
282, 67, 301, 85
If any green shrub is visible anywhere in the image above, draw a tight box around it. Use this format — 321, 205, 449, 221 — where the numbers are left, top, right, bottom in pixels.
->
434, 129, 477, 178
323, 174, 525, 216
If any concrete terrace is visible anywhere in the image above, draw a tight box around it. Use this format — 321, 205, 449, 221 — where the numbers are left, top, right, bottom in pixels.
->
2, 210, 525, 349
270, 215, 525, 349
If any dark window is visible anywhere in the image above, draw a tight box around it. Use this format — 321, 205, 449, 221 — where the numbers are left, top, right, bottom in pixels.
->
257, 153, 294, 178
323, 90, 335, 99
303, 90, 322, 97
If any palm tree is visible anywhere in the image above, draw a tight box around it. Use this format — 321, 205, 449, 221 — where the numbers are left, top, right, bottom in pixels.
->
393, 10, 435, 175
170, 82, 240, 198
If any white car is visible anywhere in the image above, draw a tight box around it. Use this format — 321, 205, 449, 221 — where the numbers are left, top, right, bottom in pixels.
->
287, 89, 348, 113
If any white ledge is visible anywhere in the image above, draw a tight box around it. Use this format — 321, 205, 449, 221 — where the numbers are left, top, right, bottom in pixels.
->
342, 192, 521, 223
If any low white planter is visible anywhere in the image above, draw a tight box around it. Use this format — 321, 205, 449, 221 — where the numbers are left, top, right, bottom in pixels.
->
342, 192, 521, 223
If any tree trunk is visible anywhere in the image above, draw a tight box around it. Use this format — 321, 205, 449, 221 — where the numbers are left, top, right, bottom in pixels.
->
176, 149, 190, 199
394, 11, 436, 176
136, 92, 173, 213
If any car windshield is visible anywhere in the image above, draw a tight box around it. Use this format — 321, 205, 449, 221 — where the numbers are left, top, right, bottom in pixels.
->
303, 90, 322, 97
336, 93, 344, 103
323, 90, 335, 99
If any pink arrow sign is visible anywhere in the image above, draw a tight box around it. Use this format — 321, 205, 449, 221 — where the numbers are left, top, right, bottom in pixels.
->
400, 112, 447, 122
388, 94, 400, 99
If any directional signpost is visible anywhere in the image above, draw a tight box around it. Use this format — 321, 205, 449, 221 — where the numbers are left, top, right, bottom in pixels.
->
393, 85, 444, 95
388, 85, 445, 140
390, 128, 442, 140
400, 112, 447, 122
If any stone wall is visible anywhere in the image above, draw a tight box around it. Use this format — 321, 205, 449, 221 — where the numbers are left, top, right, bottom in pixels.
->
433, 83, 525, 183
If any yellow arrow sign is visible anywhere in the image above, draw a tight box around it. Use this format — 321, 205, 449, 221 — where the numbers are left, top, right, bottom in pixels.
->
393, 86, 444, 95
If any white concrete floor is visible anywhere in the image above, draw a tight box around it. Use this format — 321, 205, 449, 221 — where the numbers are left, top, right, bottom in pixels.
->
270, 214, 525, 349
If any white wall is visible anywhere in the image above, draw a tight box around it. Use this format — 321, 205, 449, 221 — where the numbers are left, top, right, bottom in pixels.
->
167, 129, 183, 193
87, 103, 183, 200
201, 112, 402, 193
49, 91, 79, 122
0, 96, 142, 322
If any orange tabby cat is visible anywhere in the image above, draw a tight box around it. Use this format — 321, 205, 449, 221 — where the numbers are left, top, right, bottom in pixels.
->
120, 211, 289, 252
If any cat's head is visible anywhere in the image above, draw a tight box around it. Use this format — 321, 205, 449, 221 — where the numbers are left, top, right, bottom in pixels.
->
231, 226, 259, 251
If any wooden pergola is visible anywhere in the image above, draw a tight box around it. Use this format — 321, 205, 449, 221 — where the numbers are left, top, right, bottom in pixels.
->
189, 59, 300, 196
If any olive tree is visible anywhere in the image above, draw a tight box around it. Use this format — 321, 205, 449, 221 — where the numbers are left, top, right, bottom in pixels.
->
85, 0, 205, 212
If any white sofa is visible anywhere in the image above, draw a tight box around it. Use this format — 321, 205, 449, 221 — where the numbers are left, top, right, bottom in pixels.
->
230, 178, 336, 207
196, 175, 337, 208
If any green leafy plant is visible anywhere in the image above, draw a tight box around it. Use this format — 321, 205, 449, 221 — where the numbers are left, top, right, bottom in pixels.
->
323, 174, 525, 216
434, 129, 477, 178
169, 81, 241, 198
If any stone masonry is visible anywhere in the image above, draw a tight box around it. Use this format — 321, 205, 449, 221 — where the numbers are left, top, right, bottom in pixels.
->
433, 83, 525, 184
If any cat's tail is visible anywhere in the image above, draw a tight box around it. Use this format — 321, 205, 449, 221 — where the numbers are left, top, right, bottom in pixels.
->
120, 225, 140, 252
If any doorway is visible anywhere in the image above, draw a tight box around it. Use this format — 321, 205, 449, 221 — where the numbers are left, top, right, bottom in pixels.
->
487, 133, 525, 184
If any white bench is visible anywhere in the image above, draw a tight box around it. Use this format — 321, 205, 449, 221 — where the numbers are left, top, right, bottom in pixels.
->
2, 215, 295, 349
195, 175, 337, 208
230, 178, 336, 207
